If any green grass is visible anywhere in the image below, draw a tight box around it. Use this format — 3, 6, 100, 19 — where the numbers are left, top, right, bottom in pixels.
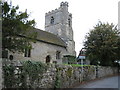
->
63, 64, 95, 67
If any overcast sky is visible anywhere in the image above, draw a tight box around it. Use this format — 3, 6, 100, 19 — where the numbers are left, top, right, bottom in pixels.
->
10, 0, 119, 55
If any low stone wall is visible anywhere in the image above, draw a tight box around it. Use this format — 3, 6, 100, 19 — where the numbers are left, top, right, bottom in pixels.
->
2, 61, 118, 88
20, 64, 117, 88
42, 65, 117, 88
97, 66, 117, 78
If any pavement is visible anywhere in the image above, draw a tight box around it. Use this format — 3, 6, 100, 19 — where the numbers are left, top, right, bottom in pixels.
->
74, 75, 119, 89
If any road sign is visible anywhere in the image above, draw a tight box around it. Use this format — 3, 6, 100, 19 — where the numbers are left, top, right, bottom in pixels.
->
79, 56, 85, 59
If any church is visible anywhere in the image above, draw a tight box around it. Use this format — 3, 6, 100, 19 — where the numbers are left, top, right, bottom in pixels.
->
8, 2, 76, 64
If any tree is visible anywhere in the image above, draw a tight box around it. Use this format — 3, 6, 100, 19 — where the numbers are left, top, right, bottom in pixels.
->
84, 21, 120, 66
2, 1, 37, 54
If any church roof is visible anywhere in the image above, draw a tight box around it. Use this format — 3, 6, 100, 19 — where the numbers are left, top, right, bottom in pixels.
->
28, 28, 66, 47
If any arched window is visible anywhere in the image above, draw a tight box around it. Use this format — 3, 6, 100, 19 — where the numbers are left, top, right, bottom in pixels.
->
68, 18, 71, 26
56, 51, 61, 59
50, 16, 54, 24
24, 48, 31, 57
46, 55, 51, 63
9, 55, 13, 60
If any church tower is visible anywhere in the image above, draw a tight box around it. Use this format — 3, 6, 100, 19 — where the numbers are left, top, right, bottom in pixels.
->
45, 2, 76, 56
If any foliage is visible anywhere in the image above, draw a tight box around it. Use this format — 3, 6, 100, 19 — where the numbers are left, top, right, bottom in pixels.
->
64, 64, 94, 67
3, 64, 15, 88
22, 60, 47, 79
66, 68, 73, 78
84, 21, 120, 66
54, 71, 61, 89
22, 60, 48, 88
2, 1, 37, 53
64, 55, 77, 64
3, 60, 48, 88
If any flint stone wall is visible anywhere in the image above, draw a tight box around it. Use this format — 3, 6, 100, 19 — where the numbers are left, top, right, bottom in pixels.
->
2, 61, 118, 88
22, 65, 117, 88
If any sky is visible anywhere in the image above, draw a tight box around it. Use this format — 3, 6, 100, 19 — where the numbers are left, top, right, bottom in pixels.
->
9, 0, 119, 56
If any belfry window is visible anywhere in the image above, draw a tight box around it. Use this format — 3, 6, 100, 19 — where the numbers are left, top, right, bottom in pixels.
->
50, 16, 54, 24
56, 51, 61, 59
68, 18, 71, 26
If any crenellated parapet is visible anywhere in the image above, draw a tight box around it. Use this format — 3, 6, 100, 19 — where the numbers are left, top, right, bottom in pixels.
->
45, 7, 61, 16
45, 2, 69, 16
60, 1, 69, 7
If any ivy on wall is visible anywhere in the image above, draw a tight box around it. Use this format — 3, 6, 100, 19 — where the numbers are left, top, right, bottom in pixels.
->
3, 60, 117, 88
3, 64, 15, 88
54, 71, 61, 88
3, 60, 48, 88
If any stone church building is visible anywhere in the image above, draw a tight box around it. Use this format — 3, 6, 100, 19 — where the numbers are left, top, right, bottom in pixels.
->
8, 2, 76, 64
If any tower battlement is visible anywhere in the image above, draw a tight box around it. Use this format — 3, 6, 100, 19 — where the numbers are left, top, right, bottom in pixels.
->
60, 1, 69, 7
45, 7, 61, 16
45, 1, 69, 16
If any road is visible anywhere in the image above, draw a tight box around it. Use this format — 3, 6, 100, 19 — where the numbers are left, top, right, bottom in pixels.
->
75, 75, 119, 88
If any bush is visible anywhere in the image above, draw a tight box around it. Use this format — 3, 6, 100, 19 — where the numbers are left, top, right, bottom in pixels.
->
3, 60, 48, 88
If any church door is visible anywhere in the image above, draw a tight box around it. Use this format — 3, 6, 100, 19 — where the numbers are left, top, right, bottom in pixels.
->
46, 55, 51, 63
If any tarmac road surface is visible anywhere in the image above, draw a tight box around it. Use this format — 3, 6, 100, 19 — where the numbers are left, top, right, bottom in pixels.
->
75, 75, 119, 88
